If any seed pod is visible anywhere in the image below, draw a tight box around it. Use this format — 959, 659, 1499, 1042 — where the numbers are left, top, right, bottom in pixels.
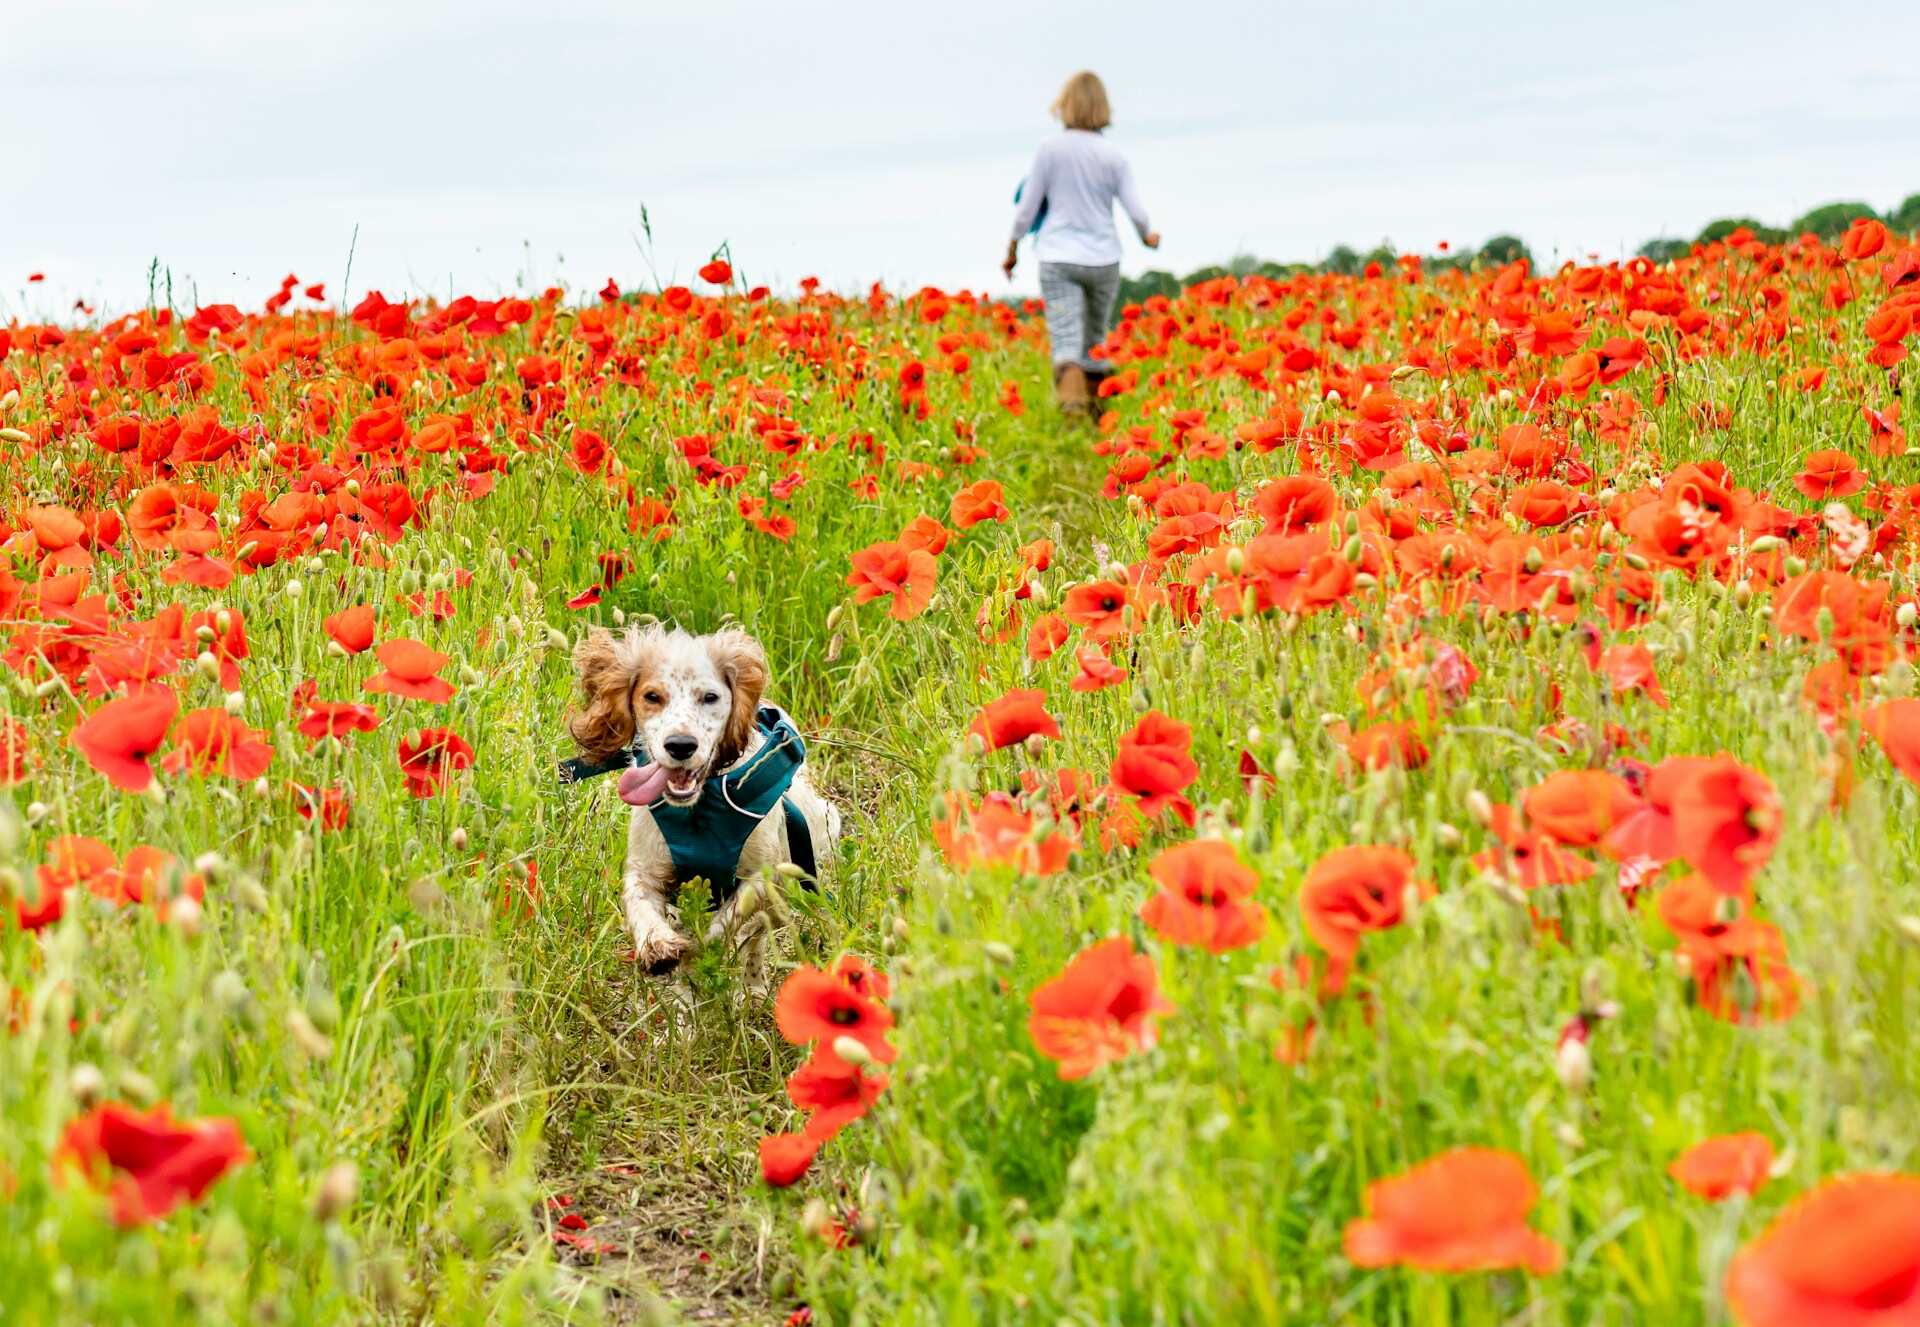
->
983, 941, 1016, 967
313, 1162, 360, 1223
69, 1063, 107, 1108
831, 1035, 874, 1067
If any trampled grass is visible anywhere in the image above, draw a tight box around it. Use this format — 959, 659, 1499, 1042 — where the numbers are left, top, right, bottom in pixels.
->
3, 226, 1920, 1325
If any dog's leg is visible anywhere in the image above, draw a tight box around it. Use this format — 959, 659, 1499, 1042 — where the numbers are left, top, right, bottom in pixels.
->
624, 872, 691, 975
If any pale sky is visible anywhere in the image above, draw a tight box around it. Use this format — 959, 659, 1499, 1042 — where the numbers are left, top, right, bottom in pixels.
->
5, 0, 1918, 317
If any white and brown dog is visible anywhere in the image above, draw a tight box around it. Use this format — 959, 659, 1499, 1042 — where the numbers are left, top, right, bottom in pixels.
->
567, 625, 840, 976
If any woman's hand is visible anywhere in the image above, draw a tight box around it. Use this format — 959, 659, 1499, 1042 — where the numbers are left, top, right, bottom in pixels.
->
1001, 242, 1018, 279
1144, 231, 1162, 250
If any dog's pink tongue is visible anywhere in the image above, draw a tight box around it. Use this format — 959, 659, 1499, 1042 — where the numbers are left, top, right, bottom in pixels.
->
617, 762, 670, 806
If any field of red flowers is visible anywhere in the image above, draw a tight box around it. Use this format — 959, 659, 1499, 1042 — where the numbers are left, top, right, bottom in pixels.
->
3, 219, 1920, 1325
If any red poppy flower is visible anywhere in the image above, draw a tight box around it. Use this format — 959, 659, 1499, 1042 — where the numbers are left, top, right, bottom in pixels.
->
1864, 699, 1920, 786
364, 638, 455, 703
1, 717, 30, 786
1344, 1148, 1562, 1274
396, 727, 474, 798
1027, 936, 1174, 1080
846, 541, 937, 621
1299, 844, 1415, 966
19, 835, 117, 930
71, 687, 178, 792
1725, 1173, 1920, 1326
786, 1046, 888, 1142
931, 791, 1077, 876
698, 259, 733, 285
898, 514, 951, 556
1139, 839, 1268, 952
774, 966, 896, 1063
1346, 720, 1429, 771
160, 708, 274, 781
1110, 711, 1198, 824
116, 845, 207, 918
54, 1101, 250, 1227
1793, 449, 1867, 500
298, 700, 381, 743
949, 480, 1009, 529
970, 688, 1060, 750
1068, 645, 1128, 693
1521, 770, 1642, 847
1062, 579, 1137, 643
291, 782, 352, 830
1664, 754, 1780, 894
829, 953, 891, 1003
1670, 1133, 1774, 1201
1026, 612, 1071, 661
759, 1132, 817, 1187
1473, 803, 1596, 888
1597, 643, 1669, 708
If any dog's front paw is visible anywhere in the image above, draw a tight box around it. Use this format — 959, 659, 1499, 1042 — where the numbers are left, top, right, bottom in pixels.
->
635, 929, 692, 975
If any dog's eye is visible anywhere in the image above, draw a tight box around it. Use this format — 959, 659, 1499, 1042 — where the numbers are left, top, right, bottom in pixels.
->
642, 691, 663, 705
701, 692, 722, 705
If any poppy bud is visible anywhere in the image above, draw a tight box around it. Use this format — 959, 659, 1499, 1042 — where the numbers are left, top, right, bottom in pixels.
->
1899, 603, 1918, 630
0, 428, 28, 444
345, 478, 360, 496
1224, 546, 1245, 575
0, 389, 17, 413
1895, 916, 1920, 948
892, 915, 910, 943
285, 579, 303, 600
26, 800, 50, 826
983, 941, 1016, 967
800, 1198, 834, 1241
117, 1068, 159, 1105
1497, 389, 1515, 407
1814, 606, 1837, 641
1342, 534, 1363, 564
314, 1162, 360, 1223
1556, 1034, 1591, 1093
170, 893, 204, 937
34, 678, 61, 699
1325, 389, 1342, 405
1623, 552, 1650, 571
1783, 556, 1807, 577
831, 1035, 874, 1068
287, 1009, 334, 1060
612, 607, 626, 626
69, 1063, 106, 1108
1465, 789, 1494, 826
327, 640, 349, 660
450, 827, 468, 852
195, 650, 221, 680
211, 969, 251, 1014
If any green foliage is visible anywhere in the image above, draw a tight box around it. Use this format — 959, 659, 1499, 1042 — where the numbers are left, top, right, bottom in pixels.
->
1789, 200, 1879, 240
1638, 237, 1693, 264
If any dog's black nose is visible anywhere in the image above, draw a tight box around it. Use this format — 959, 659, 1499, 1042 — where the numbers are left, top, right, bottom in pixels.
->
662, 735, 699, 763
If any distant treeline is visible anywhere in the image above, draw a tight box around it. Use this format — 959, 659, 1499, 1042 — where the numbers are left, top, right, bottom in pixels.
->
1116, 193, 1920, 305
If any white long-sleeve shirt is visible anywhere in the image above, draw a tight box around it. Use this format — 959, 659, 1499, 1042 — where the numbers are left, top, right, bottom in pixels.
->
1009, 129, 1152, 266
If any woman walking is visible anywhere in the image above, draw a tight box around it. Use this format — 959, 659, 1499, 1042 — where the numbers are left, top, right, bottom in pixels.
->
1004, 70, 1160, 416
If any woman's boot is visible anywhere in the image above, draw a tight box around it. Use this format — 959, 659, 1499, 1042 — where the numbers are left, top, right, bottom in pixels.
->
1055, 363, 1090, 416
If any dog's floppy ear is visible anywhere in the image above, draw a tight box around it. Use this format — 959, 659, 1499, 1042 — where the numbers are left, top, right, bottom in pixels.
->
568, 627, 654, 762
707, 628, 768, 769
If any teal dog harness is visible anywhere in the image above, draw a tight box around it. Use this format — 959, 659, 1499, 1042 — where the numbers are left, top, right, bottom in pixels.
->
558, 705, 817, 901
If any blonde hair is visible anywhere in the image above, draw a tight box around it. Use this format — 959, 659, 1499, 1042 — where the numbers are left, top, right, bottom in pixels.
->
1051, 71, 1111, 132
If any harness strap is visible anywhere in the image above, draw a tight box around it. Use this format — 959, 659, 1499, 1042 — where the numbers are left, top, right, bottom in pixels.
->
781, 797, 818, 884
